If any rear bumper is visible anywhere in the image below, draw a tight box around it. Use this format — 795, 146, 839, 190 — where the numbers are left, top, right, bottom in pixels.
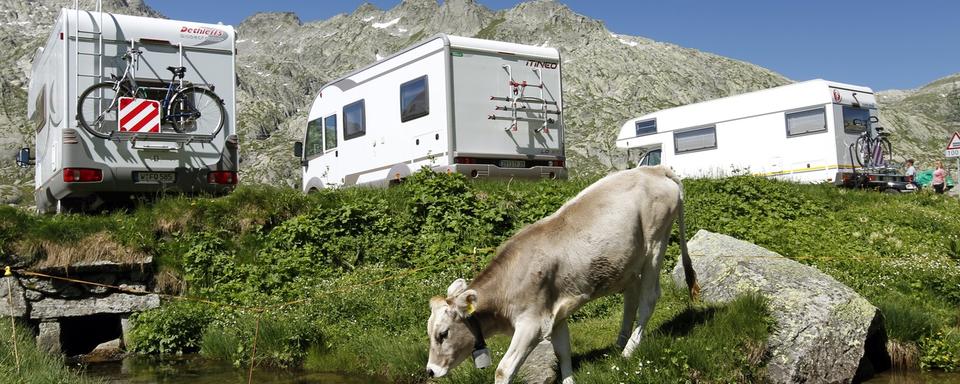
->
47, 167, 236, 201
437, 164, 567, 180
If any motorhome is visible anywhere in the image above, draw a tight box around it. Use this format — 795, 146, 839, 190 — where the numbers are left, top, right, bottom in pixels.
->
616, 79, 914, 192
20, 5, 238, 213
294, 34, 566, 191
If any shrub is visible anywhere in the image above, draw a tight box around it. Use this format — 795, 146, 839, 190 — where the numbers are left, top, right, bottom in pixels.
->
129, 301, 215, 355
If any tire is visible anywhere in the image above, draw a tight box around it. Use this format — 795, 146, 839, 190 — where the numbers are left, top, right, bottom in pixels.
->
77, 82, 131, 138
883, 188, 901, 194
853, 136, 870, 167
878, 137, 892, 167
168, 87, 225, 135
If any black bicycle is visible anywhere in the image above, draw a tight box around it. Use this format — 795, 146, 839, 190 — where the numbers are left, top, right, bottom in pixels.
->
850, 116, 892, 168
77, 47, 225, 137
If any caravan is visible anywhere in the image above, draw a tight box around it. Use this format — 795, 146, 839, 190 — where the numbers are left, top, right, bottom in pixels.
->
21, 5, 238, 213
616, 79, 914, 191
294, 34, 566, 191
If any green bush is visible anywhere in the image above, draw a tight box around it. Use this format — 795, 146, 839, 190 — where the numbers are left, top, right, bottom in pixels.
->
129, 301, 215, 355
201, 310, 324, 368
920, 328, 960, 372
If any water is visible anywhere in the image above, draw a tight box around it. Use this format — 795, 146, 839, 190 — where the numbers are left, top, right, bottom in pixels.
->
82, 356, 385, 384
866, 371, 960, 384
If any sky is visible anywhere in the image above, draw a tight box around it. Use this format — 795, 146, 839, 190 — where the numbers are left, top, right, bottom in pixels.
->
148, 0, 960, 91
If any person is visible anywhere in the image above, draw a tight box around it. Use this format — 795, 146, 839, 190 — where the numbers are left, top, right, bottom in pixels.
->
905, 159, 917, 187
932, 160, 948, 194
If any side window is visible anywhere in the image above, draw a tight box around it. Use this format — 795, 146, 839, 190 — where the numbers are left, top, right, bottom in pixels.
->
324, 114, 338, 151
640, 149, 662, 166
635, 119, 656, 137
31, 85, 46, 132
674, 126, 717, 153
400, 75, 429, 122
304, 117, 323, 157
343, 100, 365, 140
785, 108, 826, 137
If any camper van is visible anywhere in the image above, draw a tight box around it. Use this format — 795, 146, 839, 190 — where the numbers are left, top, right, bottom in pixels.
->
294, 34, 565, 191
616, 79, 914, 192
20, 6, 238, 213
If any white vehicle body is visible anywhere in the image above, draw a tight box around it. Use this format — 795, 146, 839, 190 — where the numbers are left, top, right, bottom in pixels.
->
299, 34, 565, 191
616, 79, 880, 183
27, 8, 238, 212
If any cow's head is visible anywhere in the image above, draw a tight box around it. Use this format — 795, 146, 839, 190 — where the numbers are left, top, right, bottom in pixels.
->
425, 278, 479, 378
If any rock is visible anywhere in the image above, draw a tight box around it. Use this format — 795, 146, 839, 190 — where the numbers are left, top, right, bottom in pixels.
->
0, 276, 27, 317
80, 338, 124, 363
22, 277, 58, 295
671, 230, 889, 384
519, 340, 557, 384
24, 289, 42, 301
0, 185, 20, 205
37, 320, 61, 354
29, 293, 160, 320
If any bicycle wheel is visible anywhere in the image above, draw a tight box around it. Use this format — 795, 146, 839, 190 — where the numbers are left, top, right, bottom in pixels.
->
168, 87, 225, 134
853, 136, 870, 167
878, 137, 892, 167
77, 82, 131, 137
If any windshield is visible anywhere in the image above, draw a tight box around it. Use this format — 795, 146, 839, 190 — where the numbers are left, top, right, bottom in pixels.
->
842, 106, 871, 134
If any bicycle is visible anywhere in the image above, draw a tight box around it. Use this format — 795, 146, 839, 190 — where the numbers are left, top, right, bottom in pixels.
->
850, 116, 892, 169
76, 46, 225, 137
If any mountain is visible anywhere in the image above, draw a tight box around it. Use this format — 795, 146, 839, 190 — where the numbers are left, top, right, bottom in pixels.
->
877, 73, 960, 167
0, 0, 952, 202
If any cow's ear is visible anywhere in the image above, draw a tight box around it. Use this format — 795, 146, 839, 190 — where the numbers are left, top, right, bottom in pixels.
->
453, 289, 478, 316
430, 296, 447, 312
446, 278, 468, 298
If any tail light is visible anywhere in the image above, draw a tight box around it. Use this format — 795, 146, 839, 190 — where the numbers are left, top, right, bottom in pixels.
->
867, 175, 877, 182
63, 168, 102, 183
454, 157, 476, 165
549, 160, 565, 167
208, 171, 238, 185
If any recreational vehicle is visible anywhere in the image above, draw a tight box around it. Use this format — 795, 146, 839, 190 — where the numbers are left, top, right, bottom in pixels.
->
294, 34, 565, 191
19, 5, 238, 213
616, 79, 914, 192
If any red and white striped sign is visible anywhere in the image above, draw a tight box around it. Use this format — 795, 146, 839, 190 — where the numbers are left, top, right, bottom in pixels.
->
118, 97, 161, 133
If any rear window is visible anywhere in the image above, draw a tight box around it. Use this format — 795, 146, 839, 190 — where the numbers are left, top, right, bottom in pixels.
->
674, 126, 717, 153
400, 76, 429, 122
304, 117, 323, 157
785, 108, 827, 136
343, 100, 365, 140
842, 106, 870, 133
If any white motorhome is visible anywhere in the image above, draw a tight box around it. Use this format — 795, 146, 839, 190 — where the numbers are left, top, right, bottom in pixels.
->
616, 79, 911, 189
295, 34, 565, 191
21, 6, 238, 213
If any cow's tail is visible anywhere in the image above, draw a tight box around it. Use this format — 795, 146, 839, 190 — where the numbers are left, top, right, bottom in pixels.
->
667, 169, 700, 300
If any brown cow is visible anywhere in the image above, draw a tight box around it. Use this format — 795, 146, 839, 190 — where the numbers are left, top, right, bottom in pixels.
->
425, 166, 700, 384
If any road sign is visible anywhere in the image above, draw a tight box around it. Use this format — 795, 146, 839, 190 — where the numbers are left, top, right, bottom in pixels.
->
946, 132, 960, 158
947, 149, 960, 158
118, 97, 161, 133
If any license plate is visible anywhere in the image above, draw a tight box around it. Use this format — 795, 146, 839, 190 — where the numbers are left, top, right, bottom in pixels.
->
136, 172, 175, 184
499, 159, 526, 168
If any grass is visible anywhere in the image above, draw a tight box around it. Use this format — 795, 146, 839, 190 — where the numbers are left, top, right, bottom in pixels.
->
0, 320, 101, 384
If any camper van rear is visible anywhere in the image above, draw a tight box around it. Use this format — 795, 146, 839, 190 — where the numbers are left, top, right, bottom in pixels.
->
616, 79, 914, 192
23, 8, 238, 213
296, 34, 566, 191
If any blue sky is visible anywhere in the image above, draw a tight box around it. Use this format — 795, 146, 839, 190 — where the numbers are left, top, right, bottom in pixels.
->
149, 1, 959, 91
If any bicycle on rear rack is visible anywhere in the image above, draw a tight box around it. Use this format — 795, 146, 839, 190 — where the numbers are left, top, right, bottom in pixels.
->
850, 116, 892, 169
76, 46, 225, 138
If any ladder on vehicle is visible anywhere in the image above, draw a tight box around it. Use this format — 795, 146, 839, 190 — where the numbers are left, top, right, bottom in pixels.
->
488, 65, 560, 133
72, 0, 105, 122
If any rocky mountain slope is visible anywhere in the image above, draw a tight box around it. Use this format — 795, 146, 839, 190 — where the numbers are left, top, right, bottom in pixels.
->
0, 0, 953, 201
877, 73, 960, 167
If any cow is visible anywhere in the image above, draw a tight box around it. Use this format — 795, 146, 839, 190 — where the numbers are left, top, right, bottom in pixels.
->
425, 166, 700, 384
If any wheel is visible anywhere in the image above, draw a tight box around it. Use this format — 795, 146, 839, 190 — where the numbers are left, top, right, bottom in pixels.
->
853, 136, 870, 167
878, 137, 892, 167
883, 188, 901, 194
77, 82, 131, 137
168, 87, 225, 134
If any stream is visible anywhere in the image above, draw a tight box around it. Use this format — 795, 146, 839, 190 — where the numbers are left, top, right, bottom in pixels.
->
81, 356, 385, 384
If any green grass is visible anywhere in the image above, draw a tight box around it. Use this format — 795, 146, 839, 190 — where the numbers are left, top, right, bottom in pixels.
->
0, 320, 102, 384
4, 172, 960, 379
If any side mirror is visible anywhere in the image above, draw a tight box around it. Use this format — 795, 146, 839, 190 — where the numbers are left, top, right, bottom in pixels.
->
293, 141, 303, 158
16, 148, 34, 167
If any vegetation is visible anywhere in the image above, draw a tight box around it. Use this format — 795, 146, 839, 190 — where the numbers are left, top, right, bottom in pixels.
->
2, 171, 960, 381
0, 320, 101, 384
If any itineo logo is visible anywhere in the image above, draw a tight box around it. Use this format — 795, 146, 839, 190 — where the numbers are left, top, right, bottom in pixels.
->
526, 60, 558, 69
179, 25, 228, 46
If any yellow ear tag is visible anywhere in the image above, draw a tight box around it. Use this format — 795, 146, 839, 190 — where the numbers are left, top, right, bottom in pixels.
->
466, 303, 475, 315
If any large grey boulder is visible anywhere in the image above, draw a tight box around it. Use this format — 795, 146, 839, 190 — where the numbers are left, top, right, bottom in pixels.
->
672, 230, 889, 384
0, 276, 27, 317
29, 293, 160, 320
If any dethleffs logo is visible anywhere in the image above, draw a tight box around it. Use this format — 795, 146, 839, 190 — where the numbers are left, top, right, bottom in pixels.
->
179, 25, 228, 46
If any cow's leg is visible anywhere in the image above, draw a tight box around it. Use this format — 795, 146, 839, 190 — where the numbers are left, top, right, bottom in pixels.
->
551, 320, 575, 384
623, 256, 666, 357
495, 320, 542, 384
617, 285, 641, 350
